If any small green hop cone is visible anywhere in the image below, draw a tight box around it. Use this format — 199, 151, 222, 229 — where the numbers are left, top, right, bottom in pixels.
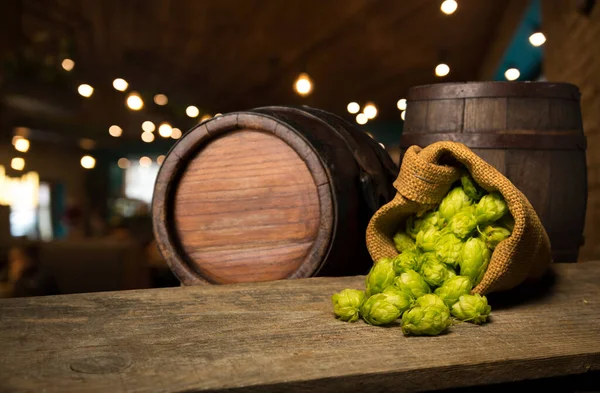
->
393, 231, 416, 253
447, 206, 478, 239
434, 275, 472, 307
415, 293, 448, 309
475, 192, 508, 224
459, 237, 491, 286
382, 286, 414, 314
434, 232, 464, 267
392, 249, 421, 275
365, 257, 396, 296
419, 255, 456, 288
401, 304, 451, 336
393, 269, 431, 299
451, 294, 492, 324
460, 173, 486, 201
331, 289, 365, 322
439, 187, 473, 221
360, 293, 402, 326
416, 226, 441, 252
406, 211, 445, 239
478, 224, 511, 250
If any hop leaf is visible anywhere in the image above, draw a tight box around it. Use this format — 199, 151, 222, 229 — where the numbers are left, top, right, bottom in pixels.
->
475, 192, 508, 224
447, 206, 478, 239
439, 187, 473, 221
451, 294, 492, 324
416, 226, 442, 252
331, 289, 365, 322
365, 258, 396, 297
393, 231, 416, 253
360, 293, 402, 326
460, 237, 491, 287
434, 275, 472, 307
401, 305, 451, 336
393, 269, 431, 299
415, 293, 448, 309
419, 255, 456, 287
382, 286, 414, 315
406, 211, 445, 239
478, 224, 511, 250
392, 249, 421, 275
460, 173, 486, 201
434, 232, 464, 267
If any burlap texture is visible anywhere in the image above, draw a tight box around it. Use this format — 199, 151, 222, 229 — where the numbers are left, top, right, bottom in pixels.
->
366, 141, 552, 295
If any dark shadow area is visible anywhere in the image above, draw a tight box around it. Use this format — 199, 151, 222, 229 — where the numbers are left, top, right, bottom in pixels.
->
486, 266, 557, 310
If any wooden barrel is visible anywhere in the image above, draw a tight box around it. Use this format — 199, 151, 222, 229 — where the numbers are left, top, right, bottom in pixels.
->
401, 82, 587, 262
153, 106, 398, 285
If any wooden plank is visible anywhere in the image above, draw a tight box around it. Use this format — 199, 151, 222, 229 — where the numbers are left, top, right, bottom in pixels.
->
1, 263, 599, 393
426, 99, 465, 132
463, 98, 507, 132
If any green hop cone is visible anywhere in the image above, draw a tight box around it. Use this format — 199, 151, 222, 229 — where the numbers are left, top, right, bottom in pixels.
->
382, 286, 414, 315
439, 187, 473, 221
406, 211, 444, 239
393, 269, 431, 299
447, 206, 478, 239
434, 232, 464, 267
416, 226, 441, 252
434, 275, 472, 307
497, 213, 515, 232
460, 173, 486, 201
415, 293, 448, 309
460, 237, 491, 286
478, 224, 511, 250
392, 249, 421, 275
393, 231, 416, 253
360, 293, 402, 326
451, 293, 492, 324
331, 289, 365, 322
365, 258, 396, 297
419, 256, 456, 288
475, 192, 508, 224
401, 305, 451, 336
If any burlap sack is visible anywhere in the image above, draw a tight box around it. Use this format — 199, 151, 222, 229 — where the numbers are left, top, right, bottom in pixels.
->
366, 141, 552, 295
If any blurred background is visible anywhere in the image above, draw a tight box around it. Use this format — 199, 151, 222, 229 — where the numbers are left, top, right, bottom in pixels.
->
0, 0, 598, 297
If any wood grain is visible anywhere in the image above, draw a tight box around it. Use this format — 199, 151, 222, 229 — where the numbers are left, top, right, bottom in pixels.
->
0, 262, 599, 393
175, 130, 321, 284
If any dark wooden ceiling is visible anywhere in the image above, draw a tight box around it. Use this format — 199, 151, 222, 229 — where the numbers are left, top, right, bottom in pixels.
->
0, 0, 514, 145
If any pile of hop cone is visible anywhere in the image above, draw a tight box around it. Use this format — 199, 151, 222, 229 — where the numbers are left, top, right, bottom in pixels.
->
331, 173, 513, 335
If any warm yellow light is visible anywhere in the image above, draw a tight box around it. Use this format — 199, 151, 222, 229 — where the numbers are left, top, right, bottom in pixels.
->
14, 138, 30, 153
294, 73, 313, 96
356, 113, 368, 125
347, 102, 360, 114
61, 58, 75, 71
157, 155, 166, 165
171, 128, 182, 139
117, 158, 130, 169
113, 78, 129, 92
109, 125, 123, 137
529, 32, 546, 47
80, 155, 95, 169
200, 114, 212, 122
11, 158, 25, 171
364, 103, 378, 119
141, 132, 155, 143
126, 92, 144, 110
139, 156, 152, 167
215, 113, 223, 117
505, 68, 520, 81
441, 0, 458, 15
186, 106, 200, 118
78, 84, 94, 97
401, 110, 406, 121
397, 99, 407, 111
154, 94, 168, 106
12, 136, 23, 146
142, 121, 155, 132
435, 63, 450, 77
158, 123, 172, 138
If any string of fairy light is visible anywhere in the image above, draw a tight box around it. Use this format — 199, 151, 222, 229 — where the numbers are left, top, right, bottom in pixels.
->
293, 0, 547, 128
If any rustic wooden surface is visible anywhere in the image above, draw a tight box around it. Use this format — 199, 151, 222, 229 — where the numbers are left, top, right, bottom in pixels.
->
1, 262, 599, 393
402, 82, 587, 263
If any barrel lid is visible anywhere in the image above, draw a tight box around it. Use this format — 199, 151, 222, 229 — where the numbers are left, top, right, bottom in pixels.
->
407, 82, 581, 101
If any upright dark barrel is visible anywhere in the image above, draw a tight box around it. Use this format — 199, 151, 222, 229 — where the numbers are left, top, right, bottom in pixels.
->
401, 82, 587, 262
153, 106, 398, 285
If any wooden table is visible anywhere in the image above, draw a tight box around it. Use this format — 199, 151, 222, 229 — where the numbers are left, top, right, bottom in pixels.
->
1, 263, 599, 393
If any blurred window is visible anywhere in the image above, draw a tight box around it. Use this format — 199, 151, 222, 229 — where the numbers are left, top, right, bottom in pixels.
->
124, 158, 160, 204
